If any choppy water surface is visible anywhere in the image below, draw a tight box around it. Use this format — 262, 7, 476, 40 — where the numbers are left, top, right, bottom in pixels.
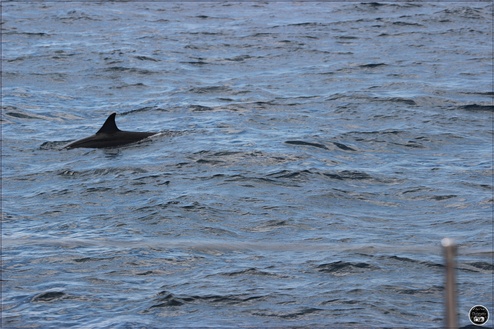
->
2, 2, 493, 328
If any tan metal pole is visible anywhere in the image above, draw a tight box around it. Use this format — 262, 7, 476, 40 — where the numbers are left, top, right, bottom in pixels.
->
442, 238, 458, 329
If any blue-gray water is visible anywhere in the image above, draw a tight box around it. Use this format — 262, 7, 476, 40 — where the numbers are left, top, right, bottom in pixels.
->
2, 2, 493, 328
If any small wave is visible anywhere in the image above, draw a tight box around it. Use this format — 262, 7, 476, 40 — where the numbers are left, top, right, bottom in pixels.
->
181, 60, 208, 66
285, 140, 329, 150
104, 66, 156, 75
31, 291, 67, 303
58, 9, 99, 21
222, 267, 284, 277
190, 104, 214, 112
316, 261, 378, 275
323, 170, 374, 181
3, 107, 52, 121
134, 55, 159, 62
392, 21, 424, 27
121, 106, 165, 115
358, 63, 386, 68
459, 104, 494, 112
382, 255, 443, 270
112, 82, 147, 89
253, 307, 323, 319
56, 167, 148, 178
267, 169, 312, 179
149, 290, 265, 309
225, 54, 254, 62
189, 86, 232, 94
381, 285, 442, 296
431, 194, 457, 201
285, 140, 356, 151
461, 261, 494, 273
40, 141, 71, 150
333, 142, 357, 151
287, 22, 322, 27
3, 31, 49, 37
439, 6, 487, 20
202, 226, 239, 237
374, 97, 417, 105
196, 158, 224, 165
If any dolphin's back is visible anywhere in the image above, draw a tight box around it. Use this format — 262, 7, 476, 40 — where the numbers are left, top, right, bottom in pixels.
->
63, 113, 157, 149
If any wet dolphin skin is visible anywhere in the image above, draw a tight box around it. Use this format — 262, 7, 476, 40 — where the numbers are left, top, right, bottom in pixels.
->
64, 113, 157, 149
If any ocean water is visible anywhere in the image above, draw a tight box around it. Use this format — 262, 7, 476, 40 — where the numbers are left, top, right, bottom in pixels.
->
2, 2, 493, 328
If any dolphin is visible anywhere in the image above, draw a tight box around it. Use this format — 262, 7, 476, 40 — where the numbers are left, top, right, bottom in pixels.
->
63, 113, 157, 149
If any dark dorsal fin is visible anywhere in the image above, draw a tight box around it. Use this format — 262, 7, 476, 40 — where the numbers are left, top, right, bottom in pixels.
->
96, 113, 121, 134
